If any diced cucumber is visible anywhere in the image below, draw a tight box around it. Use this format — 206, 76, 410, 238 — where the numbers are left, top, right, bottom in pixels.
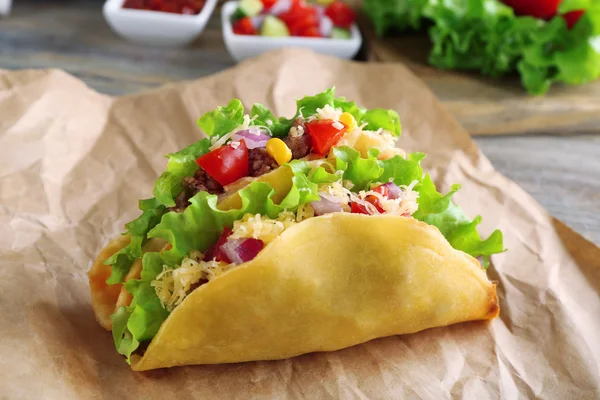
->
331, 27, 351, 39
238, 0, 263, 17
261, 15, 290, 37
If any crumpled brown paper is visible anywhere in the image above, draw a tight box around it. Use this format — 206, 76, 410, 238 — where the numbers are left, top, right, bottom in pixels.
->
1, 49, 599, 399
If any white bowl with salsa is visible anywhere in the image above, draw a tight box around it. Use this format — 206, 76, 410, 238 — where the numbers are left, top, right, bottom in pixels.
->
103, 0, 219, 46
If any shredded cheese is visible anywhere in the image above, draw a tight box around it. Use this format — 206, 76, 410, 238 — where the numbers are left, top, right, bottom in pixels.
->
289, 125, 305, 137
152, 256, 234, 311
354, 180, 419, 216
313, 104, 343, 121
230, 212, 296, 244
332, 121, 345, 130
320, 181, 351, 205
296, 203, 315, 222
316, 179, 419, 217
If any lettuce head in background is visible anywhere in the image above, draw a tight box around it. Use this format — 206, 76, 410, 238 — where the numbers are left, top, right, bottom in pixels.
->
363, 0, 600, 95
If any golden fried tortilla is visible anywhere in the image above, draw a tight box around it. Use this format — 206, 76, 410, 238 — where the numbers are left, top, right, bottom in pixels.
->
121, 214, 498, 371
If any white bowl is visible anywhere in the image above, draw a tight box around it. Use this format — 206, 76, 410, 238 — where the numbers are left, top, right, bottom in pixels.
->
103, 0, 218, 46
0, 0, 12, 16
222, 1, 362, 62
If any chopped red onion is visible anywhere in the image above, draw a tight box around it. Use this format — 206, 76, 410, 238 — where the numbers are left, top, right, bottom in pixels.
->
251, 15, 266, 29
232, 129, 270, 149
320, 16, 333, 38
220, 238, 264, 265
314, 4, 325, 18
311, 195, 343, 216
379, 182, 402, 199
270, 0, 292, 15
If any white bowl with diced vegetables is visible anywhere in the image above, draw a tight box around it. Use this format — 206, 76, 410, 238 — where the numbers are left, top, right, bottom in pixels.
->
222, 0, 362, 61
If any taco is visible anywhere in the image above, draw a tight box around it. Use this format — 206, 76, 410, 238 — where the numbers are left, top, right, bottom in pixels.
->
89, 88, 505, 370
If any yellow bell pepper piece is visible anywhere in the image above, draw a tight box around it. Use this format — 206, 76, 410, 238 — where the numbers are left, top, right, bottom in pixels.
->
339, 112, 356, 131
266, 138, 292, 166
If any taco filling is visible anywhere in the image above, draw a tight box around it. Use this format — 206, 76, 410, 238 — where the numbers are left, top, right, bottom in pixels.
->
90, 88, 505, 367
169, 102, 401, 212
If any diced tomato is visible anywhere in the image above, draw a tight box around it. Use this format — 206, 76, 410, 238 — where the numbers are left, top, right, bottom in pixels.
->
501, 0, 559, 19
279, 1, 320, 36
261, 0, 277, 11
350, 194, 385, 215
196, 140, 249, 186
325, 1, 356, 29
501, 0, 585, 28
305, 119, 348, 155
298, 26, 322, 37
206, 227, 233, 263
563, 10, 584, 29
350, 201, 369, 214
365, 195, 385, 213
232, 17, 256, 35
372, 185, 389, 198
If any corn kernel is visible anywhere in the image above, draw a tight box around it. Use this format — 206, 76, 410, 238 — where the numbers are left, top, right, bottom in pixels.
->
339, 112, 356, 131
266, 138, 292, 166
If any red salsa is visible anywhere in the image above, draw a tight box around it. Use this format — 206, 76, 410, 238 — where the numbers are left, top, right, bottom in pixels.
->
123, 0, 206, 15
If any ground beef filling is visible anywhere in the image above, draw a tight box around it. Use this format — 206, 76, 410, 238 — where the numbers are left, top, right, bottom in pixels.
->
171, 169, 223, 212
283, 117, 312, 159
284, 134, 312, 159
172, 118, 315, 212
248, 148, 279, 177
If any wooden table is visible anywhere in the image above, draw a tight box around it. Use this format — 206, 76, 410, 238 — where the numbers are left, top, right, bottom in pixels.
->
2, 0, 599, 245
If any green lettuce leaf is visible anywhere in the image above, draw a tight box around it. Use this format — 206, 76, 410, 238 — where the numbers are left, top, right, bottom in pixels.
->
378, 152, 425, 185
333, 97, 366, 121
559, 0, 590, 13
333, 146, 383, 191
363, 0, 600, 95
288, 160, 343, 184
104, 198, 167, 284
111, 306, 138, 363
414, 174, 504, 266
111, 252, 169, 363
197, 99, 245, 137
250, 103, 293, 138
296, 87, 336, 117
152, 138, 211, 207
262, 87, 403, 136
363, 0, 429, 35
362, 108, 402, 136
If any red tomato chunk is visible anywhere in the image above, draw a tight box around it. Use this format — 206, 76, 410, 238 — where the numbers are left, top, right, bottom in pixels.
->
195, 140, 250, 186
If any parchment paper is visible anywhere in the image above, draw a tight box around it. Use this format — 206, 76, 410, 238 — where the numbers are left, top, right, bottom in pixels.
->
1, 48, 598, 399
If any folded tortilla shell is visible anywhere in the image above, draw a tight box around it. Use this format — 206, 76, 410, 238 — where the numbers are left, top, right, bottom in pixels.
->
130, 213, 499, 371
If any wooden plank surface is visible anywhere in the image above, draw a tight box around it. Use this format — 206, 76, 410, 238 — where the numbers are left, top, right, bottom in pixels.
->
365, 33, 600, 136
0, 0, 598, 245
